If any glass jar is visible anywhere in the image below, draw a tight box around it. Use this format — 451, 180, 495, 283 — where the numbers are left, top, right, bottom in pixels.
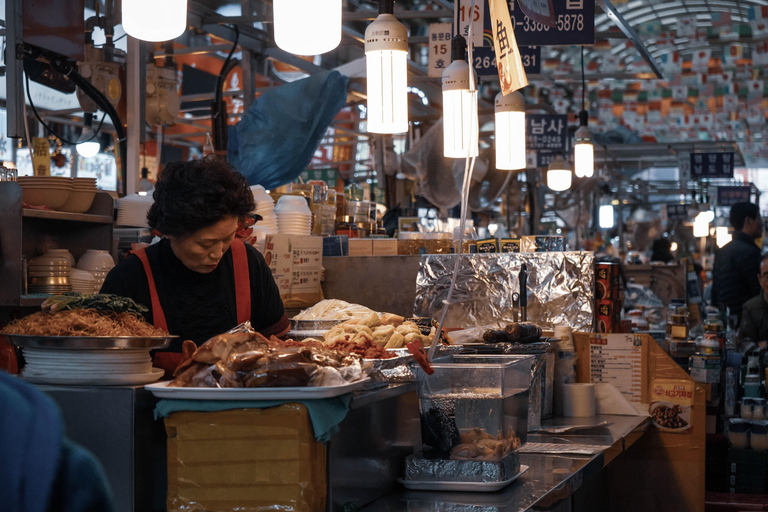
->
398, 231, 426, 255
668, 313, 689, 340
425, 232, 453, 254
335, 216, 360, 238
322, 189, 338, 236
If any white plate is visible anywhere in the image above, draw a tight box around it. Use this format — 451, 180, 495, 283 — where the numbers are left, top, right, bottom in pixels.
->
23, 367, 163, 386
397, 465, 529, 492
144, 378, 369, 400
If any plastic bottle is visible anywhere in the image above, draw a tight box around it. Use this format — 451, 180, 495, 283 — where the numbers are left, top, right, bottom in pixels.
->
553, 325, 578, 416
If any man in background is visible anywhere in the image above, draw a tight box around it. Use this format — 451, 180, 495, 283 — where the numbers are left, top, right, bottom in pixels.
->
739, 253, 768, 346
712, 202, 763, 326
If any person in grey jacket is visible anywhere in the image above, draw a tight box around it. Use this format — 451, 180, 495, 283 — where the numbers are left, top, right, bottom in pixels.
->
739, 253, 768, 346
712, 202, 763, 325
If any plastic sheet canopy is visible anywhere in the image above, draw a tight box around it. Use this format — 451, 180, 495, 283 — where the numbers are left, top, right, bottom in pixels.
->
414, 252, 595, 331
227, 70, 349, 190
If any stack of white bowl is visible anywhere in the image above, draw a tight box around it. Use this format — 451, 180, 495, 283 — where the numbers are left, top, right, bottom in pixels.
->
116, 193, 154, 227
275, 195, 312, 235
251, 185, 278, 233
76, 249, 116, 292
28, 253, 71, 294
17, 176, 72, 210
70, 268, 97, 293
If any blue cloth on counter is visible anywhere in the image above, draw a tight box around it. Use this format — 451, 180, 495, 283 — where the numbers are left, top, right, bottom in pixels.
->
0, 373, 115, 512
154, 394, 353, 443
227, 70, 349, 190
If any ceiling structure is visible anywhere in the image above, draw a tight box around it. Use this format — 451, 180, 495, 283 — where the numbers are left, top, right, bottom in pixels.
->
9, 0, 768, 192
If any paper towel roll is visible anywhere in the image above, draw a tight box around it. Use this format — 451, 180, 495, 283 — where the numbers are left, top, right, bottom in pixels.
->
562, 383, 596, 417
553, 325, 574, 349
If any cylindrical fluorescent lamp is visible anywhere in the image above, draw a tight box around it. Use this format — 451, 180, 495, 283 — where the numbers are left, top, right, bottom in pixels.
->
123, 0, 188, 42
76, 113, 100, 159
599, 204, 614, 229
546, 155, 572, 191
574, 110, 594, 178
494, 90, 526, 170
442, 36, 478, 158
274, 0, 341, 56
365, 0, 408, 134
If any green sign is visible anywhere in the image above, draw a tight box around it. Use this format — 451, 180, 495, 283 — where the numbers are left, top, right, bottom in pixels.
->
299, 168, 339, 186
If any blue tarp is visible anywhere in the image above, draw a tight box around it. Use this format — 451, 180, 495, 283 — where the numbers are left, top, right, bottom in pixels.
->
228, 70, 349, 189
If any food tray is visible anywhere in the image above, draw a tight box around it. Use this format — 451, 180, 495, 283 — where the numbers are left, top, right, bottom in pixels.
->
365, 348, 414, 370
144, 378, 369, 400
398, 465, 529, 492
289, 318, 343, 331
5, 334, 175, 351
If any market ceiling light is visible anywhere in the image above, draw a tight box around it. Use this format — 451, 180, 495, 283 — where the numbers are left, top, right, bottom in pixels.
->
716, 226, 732, 248
494, 90, 526, 170
442, 35, 478, 158
274, 0, 341, 56
365, 0, 408, 134
599, 204, 614, 229
122, 0, 188, 42
546, 155, 572, 191
76, 113, 100, 159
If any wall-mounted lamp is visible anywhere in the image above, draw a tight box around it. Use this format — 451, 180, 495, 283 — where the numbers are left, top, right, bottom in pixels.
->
76, 113, 100, 158
365, 0, 408, 134
546, 155, 571, 191
494, 90, 526, 170
123, 0, 188, 42
274, 0, 341, 55
442, 35, 478, 158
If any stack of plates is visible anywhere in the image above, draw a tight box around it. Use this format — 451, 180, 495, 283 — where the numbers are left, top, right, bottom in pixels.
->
21, 348, 163, 386
18, 176, 72, 210
70, 268, 97, 293
251, 185, 278, 233
275, 195, 312, 235
116, 193, 153, 227
28, 254, 71, 294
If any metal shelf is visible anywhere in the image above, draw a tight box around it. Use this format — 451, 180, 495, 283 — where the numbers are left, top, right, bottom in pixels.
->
22, 209, 113, 224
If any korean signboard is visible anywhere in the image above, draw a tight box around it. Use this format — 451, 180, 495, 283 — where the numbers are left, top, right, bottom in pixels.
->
690, 152, 735, 179
484, 0, 595, 46
717, 186, 751, 206
666, 204, 690, 221
526, 114, 568, 151
427, 23, 453, 78
473, 45, 541, 76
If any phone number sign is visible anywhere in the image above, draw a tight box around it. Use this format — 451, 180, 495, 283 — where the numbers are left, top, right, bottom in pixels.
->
485, 0, 595, 46
473, 45, 541, 76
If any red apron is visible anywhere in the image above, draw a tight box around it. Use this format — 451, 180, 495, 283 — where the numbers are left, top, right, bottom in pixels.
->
134, 239, 251, 378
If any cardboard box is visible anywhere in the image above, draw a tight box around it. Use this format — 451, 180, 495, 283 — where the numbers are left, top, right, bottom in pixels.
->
372, 238, 398, 256
348, 239, 373, 256
165, 404, 326, 512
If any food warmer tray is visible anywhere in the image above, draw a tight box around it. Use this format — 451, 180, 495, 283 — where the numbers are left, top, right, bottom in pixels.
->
4, 334, 176, 351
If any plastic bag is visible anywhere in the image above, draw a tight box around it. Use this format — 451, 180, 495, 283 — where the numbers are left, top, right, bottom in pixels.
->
227, 70, 349, 189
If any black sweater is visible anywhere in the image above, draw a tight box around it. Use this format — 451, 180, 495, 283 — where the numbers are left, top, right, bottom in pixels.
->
711, 231, 761, 321
100, 239, 284, 351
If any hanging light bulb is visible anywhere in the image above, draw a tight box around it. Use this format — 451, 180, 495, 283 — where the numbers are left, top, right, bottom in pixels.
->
599, 204, 614, 229
76, 113, 100, 159
442, 36, 478, 158
274, 0, 341, 56
546, 155, 572, 191
693, 215, 709, 237
494, 90, 526, 170
716, 226, 732, 248
123, 0, 188, 42
574, 110, 594, 178
365, 0, 408, 134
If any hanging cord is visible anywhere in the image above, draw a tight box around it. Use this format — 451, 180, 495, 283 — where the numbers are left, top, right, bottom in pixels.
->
427, 0, 479, 362
581, 46, 586, 111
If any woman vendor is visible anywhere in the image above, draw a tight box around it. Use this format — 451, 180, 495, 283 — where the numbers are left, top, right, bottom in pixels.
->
100, 156, 289, 375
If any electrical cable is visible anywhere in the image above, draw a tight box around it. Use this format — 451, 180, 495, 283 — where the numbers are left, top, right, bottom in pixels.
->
24, 71, 106, 146
212, 25, 240, 152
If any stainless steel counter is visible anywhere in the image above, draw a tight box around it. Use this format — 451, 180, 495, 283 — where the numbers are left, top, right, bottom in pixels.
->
360, 414, 650, 512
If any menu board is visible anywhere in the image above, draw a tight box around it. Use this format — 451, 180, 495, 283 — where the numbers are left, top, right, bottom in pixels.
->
589, 333, 643, 404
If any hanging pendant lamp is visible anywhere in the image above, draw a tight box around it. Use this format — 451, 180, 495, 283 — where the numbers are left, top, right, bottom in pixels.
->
123, 0, 188, 42
76, 113, 100, 159
547, 155, 572, 191
365, 0, 408, 134
274, 0, 342, 56
494, 90, 526, 170
442, 35, 478, 158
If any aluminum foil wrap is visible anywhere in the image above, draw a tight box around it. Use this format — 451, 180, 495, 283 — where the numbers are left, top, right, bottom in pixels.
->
414, 252, 594, 331
403, 452, 520, 483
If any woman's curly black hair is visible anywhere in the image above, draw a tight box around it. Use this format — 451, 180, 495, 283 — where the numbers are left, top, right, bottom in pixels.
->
147, 156, 255, 238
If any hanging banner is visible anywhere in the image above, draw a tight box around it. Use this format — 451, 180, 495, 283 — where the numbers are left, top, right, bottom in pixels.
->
427, 23, 453, 78
517, 0, 556, 27
690, 152, 735, 179
32, 137, 51, 177
485, 0, 595, 46
489, 0, 529, 94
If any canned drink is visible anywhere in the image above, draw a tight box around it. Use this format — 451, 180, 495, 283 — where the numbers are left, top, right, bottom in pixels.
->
596, 262, 621, 300
596, 299, 621, 333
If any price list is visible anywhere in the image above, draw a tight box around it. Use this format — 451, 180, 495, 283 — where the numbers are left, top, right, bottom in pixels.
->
589, 334, 643, 404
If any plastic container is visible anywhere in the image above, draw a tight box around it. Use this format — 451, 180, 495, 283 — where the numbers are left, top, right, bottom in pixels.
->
751, 423, 768, 451
425, 232, 453, 254
727, 419, 750, 449
416, 358, 532, 459
398, 231, 426, 255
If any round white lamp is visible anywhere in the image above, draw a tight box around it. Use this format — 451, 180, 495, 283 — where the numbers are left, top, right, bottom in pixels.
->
274, 0, 341, 56
123, 0, 188, 42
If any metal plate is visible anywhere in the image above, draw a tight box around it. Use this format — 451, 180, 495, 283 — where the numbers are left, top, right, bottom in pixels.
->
4, 334, 176, 350
145, 378, 369, 400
